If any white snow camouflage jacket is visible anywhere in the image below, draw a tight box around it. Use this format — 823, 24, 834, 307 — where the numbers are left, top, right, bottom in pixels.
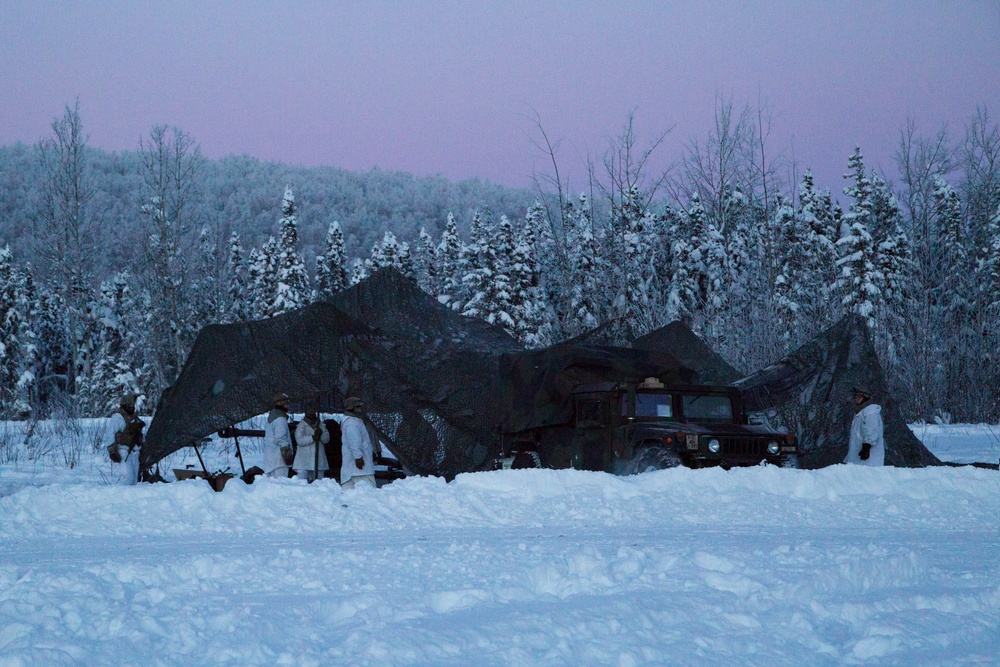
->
331, 413, 375, 483
263, 409, 292, 475
845, 403, 885, 466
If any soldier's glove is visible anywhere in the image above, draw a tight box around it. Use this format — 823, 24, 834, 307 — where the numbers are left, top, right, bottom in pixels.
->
107, 444, 122, 464
355, 457, 365, 470
280, 446, 294, 465
859, 443, 872, 461
313, 431, 321, 444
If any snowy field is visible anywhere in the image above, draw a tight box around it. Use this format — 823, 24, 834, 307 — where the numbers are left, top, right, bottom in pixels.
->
0, 420, 998, 665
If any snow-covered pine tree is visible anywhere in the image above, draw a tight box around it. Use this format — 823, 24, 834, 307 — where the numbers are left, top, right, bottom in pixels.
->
436, 213, 463, 308
563, 195, 601, 336
349, 257, 368, 286
985, 203, 1000, 316
193, 226, 223, 327
772, 196, 806, 348
255, 236, 283, 317
0, 247, 34, 417
397, 240, 413, 278
721, 190, 750, 295
667, 196, 710, 324
933, 176, 972, 328
366, 234, 390, 273
30, 282, 70, 409
836, 148, 882, 327
699, 214, 729, 342
412, 227, 438, 294
76, 272, 146, 415
226, 232, 250, 322
798, 171, 840, 331
510, 217, 550, 347
872, 187, 912, 323
617, 185, 655, 341
244, 246, 264, 320
16, 269, 39, 415
267, 186, 310, 316
314, 221, 349, 301
458, 209, 495, 316
463, 212, 516, 335
525, 200, 565, 336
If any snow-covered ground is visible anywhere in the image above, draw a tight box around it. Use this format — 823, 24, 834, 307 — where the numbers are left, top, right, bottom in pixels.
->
0, 421, 998, 665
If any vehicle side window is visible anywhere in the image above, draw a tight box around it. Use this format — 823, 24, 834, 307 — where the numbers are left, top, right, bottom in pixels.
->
634, 393, 672, 418
576, 399, 608, 427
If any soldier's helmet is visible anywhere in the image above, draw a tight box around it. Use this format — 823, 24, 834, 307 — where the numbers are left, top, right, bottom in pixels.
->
120, 394, 138, 408
272, 392, 290, 406
344, 396, 364, 412
852, 386, 872, 400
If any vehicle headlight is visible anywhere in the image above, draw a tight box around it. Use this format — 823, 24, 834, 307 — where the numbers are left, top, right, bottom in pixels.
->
708, 439, 720, 453
767, 440, 780, 454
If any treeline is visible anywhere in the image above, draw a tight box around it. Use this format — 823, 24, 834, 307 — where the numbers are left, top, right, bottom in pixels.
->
0, 102, 998, 423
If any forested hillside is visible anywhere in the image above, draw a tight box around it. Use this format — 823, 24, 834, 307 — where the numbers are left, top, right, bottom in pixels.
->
1, 104, 997, 424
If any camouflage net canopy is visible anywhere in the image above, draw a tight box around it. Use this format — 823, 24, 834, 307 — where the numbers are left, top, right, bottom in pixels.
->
731, 315, 939, 468
144, 269, 524, 477
498, 345, 697, 434
632, 321, 742, 386
145, 269, 938, 476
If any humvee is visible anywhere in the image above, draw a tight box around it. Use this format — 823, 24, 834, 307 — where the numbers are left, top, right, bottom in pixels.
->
500, 377, 799, 472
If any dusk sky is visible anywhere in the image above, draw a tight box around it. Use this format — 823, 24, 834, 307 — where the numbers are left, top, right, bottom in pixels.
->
2, 1, 998, 195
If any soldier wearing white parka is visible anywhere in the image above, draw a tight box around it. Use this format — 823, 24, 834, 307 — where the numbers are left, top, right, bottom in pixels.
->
293, 405, 330, 482
263, 392, 293, 478
107, 394, 145, 485
844, 385, 885, 466
330, 396, 381, 488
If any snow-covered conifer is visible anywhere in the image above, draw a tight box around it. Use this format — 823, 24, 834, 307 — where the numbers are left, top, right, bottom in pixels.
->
933, 176, 971, 324
226, 232, 250, 322
563, 195, 601, 336
436, 213, 463, 307
349, 257, 367, 286
463, 212, 516, 335
836, 151, 882, 326
413, 227, 438, 294
244, 247, 264, 320
797, 171, 839, 329
773, 196, 806, 345
76, 272, 146, 415
0, 247, 34, 416
193, 226, 222, 326
985, 204, 1000, 316
268, 186, 310, 316
315, 221, 349, 301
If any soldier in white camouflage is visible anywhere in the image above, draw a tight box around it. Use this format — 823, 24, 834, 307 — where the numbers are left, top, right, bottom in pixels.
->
107, 394, 145, 485
264, 392, 293, 478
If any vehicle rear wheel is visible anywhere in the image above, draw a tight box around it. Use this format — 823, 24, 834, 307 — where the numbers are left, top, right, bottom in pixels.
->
633, 447, 682, 474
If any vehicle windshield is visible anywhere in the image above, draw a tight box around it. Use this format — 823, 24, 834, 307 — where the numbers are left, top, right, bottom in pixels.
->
624, 393, 673, 418
682, 394, 733, 421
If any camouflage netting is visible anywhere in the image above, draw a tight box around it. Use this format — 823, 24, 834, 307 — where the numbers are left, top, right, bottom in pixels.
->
499, 345, 697, 434
145, 269, 939, 477
733, 314, 940, 468
144, 269, 524, 477
632, 321, 742, 385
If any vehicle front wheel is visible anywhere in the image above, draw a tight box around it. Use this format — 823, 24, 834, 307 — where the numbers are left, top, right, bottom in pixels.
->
780, 454, 800, 469
632, 447, 682, 474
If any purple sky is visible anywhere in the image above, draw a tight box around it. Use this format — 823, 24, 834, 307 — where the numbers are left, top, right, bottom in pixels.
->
2, 1, 998, 197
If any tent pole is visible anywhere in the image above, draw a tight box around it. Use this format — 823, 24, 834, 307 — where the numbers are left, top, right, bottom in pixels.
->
233, 433, 247, 476
193, 442, 209, 476
313, 424, 320, 483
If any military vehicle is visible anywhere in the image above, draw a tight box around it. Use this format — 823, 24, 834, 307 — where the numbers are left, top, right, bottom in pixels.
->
499, 377, 799, 472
